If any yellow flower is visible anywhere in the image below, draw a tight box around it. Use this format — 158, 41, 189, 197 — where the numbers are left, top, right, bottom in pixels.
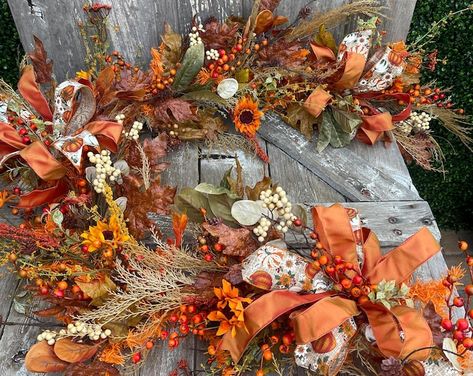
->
76, 70, 92, 81
233, 96, 263, 138
0, 190, 16, 208
81, 215, 129, 252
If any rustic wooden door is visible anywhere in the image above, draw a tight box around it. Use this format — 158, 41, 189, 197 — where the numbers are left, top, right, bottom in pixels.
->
2, 1, 449, 375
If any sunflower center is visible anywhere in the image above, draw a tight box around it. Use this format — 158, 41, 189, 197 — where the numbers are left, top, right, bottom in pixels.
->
103, 230, 114, 240
239, 110, 254, 125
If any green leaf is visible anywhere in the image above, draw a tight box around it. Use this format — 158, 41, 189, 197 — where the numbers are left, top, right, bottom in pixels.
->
182, 90, 228, 106
51, 210, 64, 227
376, 291, 385, 300
380, 299, 391, 309
195, 183, 239, 198
220, 167, 232, 190
174, 187, 213, 222
385, 280, 396, 292
332, 108, 362, 133
207, 194, 238, 225
172, 42, 204, 92
316, 112, 332, 152
314, 24, 337, 54
235, 69, 250, 83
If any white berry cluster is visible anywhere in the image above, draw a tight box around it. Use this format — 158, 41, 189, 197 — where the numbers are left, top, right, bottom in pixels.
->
87, 150, 121, 193
37, 321, 112, 345
115, 113, 125, 125
189, 24, 204, 46
253, 186, 296, 242
399, 111, 432, 134
123, 120, 143, 141
206, 49, 219, 60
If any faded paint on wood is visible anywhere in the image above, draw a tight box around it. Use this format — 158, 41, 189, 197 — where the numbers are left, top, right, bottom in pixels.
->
258, 113, 420, 202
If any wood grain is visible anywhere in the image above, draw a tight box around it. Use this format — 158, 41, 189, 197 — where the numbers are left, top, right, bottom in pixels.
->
258, 113, 420, 202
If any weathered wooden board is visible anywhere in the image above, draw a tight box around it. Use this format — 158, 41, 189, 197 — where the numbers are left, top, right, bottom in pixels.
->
258, 113, 420, 202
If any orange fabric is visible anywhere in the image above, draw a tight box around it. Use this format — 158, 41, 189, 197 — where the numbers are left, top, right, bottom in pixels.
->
17, 66, 53, 121
19, 142, 67, 181
291, 296, 359, 345
356, 112, 393, 145
223, 204, 440, 363
221, 290, 331, 363
310, 43, 336, 61
333, 52, 366, 91
17, 180, 68, 209
85, 121, 123, 153
304, 87, 333, 118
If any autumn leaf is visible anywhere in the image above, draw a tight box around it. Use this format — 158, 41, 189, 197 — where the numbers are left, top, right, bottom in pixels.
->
160, 23, 182, 68
314, 25, 337, 54
126, 133, 169, 175
316, 109, 351, 152
286, 103, 317, 139
423, 301, 443, 347
200, 19, 240, 50
75, 273, 116, 300
64, 361, 120, 376
154, 98, 197, 123
125, 178, 176, 239
25, 341, 68, 373
245, 176, 271, 201
150, 47, 164, 81
225, 158, 244, 197
28, 36, 53, 84
172, 212, 188, 247
202, 222, 259, 257
34, 305, 65, 318
94, 66, 117, 107
54, 338, 99, 363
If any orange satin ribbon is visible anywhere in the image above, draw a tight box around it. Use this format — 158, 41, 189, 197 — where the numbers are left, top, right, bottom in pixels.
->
0, 66, 122, 207
222, 204, 440, 363
306, 44, 410, 145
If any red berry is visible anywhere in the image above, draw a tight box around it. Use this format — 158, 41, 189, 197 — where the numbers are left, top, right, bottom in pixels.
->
218, 49, 226, 56
214, 243, 224, 252
192, 314, 203, 324
453, 330, 464, 341
40, 287, 49, 295
54, 289, 64, 298
160, 330, 169, 340
145, 341, 154, 350
463, 338, 473, 349
235, 44, 243, 52
433, 95, 439, 101
132, 352, 141, 363
204, 254, 213, 262
282, 334, 293, 346
187, 304, 197, 314
59, 205, 69, 214
334, 255, 343, 265
179, 314, 188, 324
169, 313, 179, 323
352, 275, 363, 285
168, 338, 179, 348
469, 309, 473, 319
81, 245, 89, 253
19, 128, 28, 136
13, 187, 21, 195
439, 93, 446, 99
441, 318, 453, 331
22, 136, 31, 144
293, 218, 302, 227
465, 285, 473, 296
442, 279, 451, 287
453, 297, 464, 307
179, 324, 189, 334
457, 318, 469, 331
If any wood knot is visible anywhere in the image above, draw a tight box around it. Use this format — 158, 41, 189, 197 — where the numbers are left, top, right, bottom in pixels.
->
360, 187, 372, 198
421, 217, 433, 225
388, 217, 398, 224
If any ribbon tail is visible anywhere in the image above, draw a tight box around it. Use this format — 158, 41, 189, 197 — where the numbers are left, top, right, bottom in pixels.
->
312, 204, 359, 270
220, 290, 331, 363
333, 52, 366, 91
17, 181, 68, 209
19, 142, 67, 181
290, 296, 359, 345
365, 227, 440, 285
85, 121, 123, 152
18, 66, 53, 121
304, 86, 333, 118
362, 302, 432, 360
0, 122, 26, 153
356, 112, 393, 145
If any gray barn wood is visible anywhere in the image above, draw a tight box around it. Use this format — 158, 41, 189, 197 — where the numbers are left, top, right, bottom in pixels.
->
2, 1, 454, 375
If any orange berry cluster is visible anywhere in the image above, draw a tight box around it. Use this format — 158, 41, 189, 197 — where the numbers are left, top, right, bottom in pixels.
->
165, 304, 207, 349
197, 234, 226, 263
311, 246, 374, 305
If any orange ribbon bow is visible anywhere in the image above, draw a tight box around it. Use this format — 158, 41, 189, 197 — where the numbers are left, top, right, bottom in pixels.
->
0, 65, 122, 208
222, 204, 440, 364
304, 30, 412, 145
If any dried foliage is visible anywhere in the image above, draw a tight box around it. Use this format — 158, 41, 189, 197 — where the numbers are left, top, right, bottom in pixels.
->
287, 0, 383, 41
28, 36, 54, 84
202, 222, 259, 257
200, 18, 241, 50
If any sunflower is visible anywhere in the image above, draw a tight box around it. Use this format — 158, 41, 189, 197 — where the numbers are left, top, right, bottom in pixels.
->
81, 215, 129, 252
233, 96, 263, 138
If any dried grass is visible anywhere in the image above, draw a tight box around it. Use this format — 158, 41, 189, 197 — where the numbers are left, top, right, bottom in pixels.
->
287, 0, 384, 42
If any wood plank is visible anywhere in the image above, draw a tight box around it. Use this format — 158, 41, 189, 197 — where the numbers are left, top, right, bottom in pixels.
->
258, 113, 420, 202
266, 143, 346, 204
161, 143, 200, 188
285, 201, 440, 249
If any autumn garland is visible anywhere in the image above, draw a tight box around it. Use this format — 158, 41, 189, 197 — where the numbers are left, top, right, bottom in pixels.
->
0, 0, 472, 375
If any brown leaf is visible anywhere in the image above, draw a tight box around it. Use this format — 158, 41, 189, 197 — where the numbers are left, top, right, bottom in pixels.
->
422, 301, 443, 347
259, 0, 281, 11
75, 274, 116, 300
127, 133, 169, 175
125, 178, 176, 239
227, 158, 244, 197
257, 39, 308, 68
25, 341, 68, 373
65, 360, 120, 376
286, 103, 317, 139
160, 23, 182, 68
223, 264, 244, 285
95, 66, 117, 107
34, 305, 65, 318
202, 222, 259, 257
200, 18, 241, 50
154, 98, 197, 123
245, 176, 271, 201
54, 338, 99, 363
28, 36, 53, 84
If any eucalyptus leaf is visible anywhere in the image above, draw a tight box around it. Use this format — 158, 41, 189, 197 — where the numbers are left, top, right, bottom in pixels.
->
85, 167, 96, 183
195, 183, 239, 198
231, 200, 264, 226
182, 90, 228, 106
13, 299, 26, 314
115, 197, 128, 212
51, 210, 64, 226
172, 42, 205, 92
114, 160, 130, 176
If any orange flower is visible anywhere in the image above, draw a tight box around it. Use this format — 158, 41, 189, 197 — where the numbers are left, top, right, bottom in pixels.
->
214, 279, 252, 310
233, 96, 263, 138
99, 342, 125, 365
0, 190, 16, 208
196, 68, 212, 85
